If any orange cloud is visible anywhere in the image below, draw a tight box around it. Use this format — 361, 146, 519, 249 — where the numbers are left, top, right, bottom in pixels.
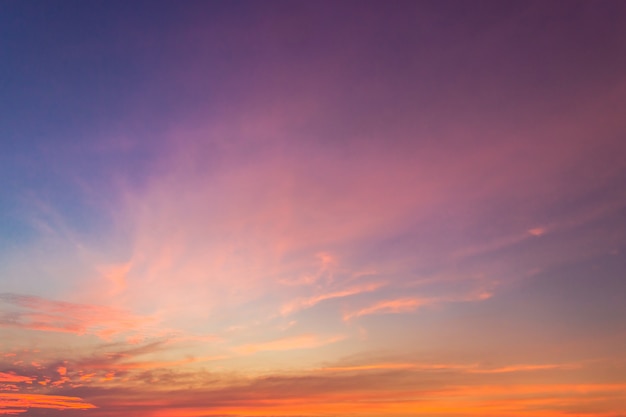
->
343, 297, 432, 320
319, 363, 419, 372
87, 355, 227, 371
280, 282, 384, 315
471, 363, 579, 374
0, 393, 95, 414
0, 374, 32, 384
234, 334, 345, 354
317, 361, 578, 375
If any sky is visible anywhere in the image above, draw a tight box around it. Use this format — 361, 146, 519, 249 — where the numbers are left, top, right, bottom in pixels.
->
1, 1, 626, 416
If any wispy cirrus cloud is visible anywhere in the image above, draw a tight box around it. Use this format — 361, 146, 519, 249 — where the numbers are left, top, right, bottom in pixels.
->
469, 363, 580, 374
317, 361, 579, 375
343, 290, 493, 321
0, 293, 155, 340
280, 282, 384, 316
234, 334, 345, 355
343, 297, 432, 321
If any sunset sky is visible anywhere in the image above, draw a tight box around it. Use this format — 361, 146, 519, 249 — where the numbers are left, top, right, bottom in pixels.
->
1, 1, 626, 416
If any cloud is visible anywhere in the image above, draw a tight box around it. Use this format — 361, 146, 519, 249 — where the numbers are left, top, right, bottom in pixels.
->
0, 339, 220, 393
470, 363, 579, 374
0, 293, 155, 340
343, 297, 434, 321
64, 339, 225, 379
280, 282, 384, 316
234, 334, 345, 355
316, 361, 578, 375
0, 374, 32, 384
0, 393, 95, 414
343, 289, 493, 321
528, 227, 546, 237
319, 362, 424, 373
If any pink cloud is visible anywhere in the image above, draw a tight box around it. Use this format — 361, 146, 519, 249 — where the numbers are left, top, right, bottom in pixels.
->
280, 282, 384, 315
0, 293, 155, 340
343, 297, 431, 321
234, 334, 345, 355
344, 290, 493, 321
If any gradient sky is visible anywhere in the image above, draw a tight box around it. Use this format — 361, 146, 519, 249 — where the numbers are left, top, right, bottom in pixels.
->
1, 1, 626, 416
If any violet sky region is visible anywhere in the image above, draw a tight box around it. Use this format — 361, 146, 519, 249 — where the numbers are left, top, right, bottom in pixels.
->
1, 1, 626, 416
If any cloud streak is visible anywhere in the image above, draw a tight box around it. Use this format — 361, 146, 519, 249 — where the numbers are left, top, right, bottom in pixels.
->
343, 290, 493, 321
0, 393, 95, 414
0, 294, 155, 340
280, 282, 384, 316
234, 334, 345, 355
